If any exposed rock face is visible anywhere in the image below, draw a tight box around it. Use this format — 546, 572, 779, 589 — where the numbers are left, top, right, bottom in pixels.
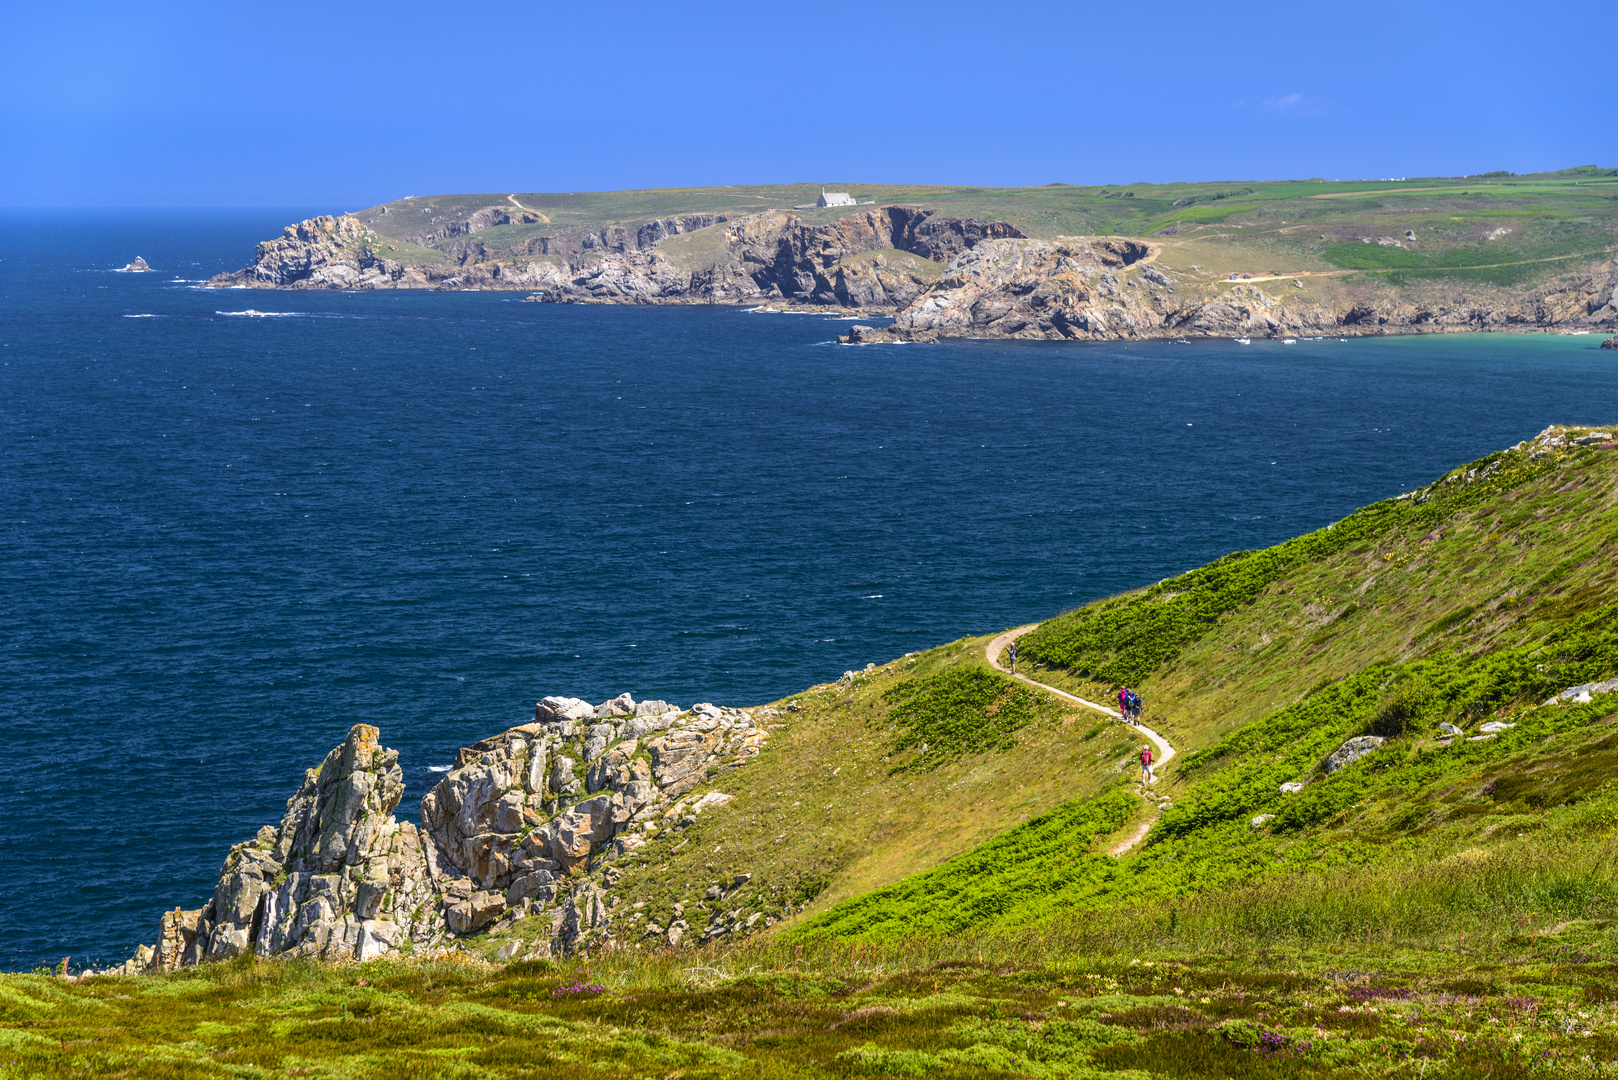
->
118, 256, 152, 272
890, 238, 1155, 339
106, 695, 767, 974
203, 207, 1021, 310
1603, 337, 1618, 349
185, 723, 440, 966
204, 203, 1618, 338
419, 696, 767, 958
1325, 735, 1386, 773
886, 239, 1618, 341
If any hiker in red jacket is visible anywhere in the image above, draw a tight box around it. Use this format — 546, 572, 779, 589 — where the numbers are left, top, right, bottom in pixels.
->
1140, 745, 1155, 784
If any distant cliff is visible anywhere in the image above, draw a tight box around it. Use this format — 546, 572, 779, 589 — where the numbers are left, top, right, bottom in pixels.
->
204, 206, 1023, 309
207, 201, 1618, 342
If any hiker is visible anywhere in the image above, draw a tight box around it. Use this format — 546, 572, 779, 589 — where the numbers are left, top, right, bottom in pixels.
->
1140, 744, 1155, 784
1007, 641, 1018, 674
1131, 691, 1144, 724
1118, 686, 1131, 723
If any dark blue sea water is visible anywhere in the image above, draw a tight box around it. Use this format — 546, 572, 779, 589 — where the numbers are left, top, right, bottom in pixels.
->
2, 209, 1616, 971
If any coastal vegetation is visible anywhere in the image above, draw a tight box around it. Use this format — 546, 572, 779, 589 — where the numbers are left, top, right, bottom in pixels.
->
10, 425, 1618, 1076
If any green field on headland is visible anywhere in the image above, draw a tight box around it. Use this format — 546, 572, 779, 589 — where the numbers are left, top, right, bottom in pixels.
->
10, 425, 1618, 1077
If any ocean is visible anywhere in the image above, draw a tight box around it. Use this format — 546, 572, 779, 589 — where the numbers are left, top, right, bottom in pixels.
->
2, 209, 1615, 970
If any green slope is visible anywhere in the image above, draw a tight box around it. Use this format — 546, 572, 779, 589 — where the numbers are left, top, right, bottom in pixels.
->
799, 427, 1618, 943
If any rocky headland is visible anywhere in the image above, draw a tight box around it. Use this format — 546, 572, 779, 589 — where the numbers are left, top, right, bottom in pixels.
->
100, 693, 770, 974
205, 204, 1618, 343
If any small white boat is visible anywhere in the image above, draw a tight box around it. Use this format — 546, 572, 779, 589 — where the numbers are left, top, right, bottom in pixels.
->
1235, 337, 1251, 345
1282, 338, 1298, 345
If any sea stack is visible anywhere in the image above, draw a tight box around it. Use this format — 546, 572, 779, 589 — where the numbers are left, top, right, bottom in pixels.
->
120, 256, 152, 272
1601, 336, 1618, 349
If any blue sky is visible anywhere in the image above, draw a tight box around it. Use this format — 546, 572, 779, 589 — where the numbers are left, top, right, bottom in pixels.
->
2, 0, 1612, 207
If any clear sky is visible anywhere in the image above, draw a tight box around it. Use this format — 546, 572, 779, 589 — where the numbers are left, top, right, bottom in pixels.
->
2, 0, 1613, 208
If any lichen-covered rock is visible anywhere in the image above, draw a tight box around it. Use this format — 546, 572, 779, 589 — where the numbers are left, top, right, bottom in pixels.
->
119, 724, 443, 973
118, 693, 767, 973
1325, 735, 1386, 773
417, 696, 766, 956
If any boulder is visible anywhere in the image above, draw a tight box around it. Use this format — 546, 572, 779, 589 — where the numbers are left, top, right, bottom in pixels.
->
1278, 782, 1305, 794
1325, 735, 1385, 773
1601, 337, 1618, 350
536, 696, 596, 724
1554, 677, 1618, 704
1439, 722, 1463, 736
1478, 721, 1516, 733
508, 871, 557, 908
1250, 814, 1275, 830
446, 891, 505, 935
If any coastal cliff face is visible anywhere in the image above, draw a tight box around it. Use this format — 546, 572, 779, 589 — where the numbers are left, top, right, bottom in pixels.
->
872, 239, 1618, 341
205, 206, 1023, 308
104, 695, 771, 973
207, 203, 1618, 340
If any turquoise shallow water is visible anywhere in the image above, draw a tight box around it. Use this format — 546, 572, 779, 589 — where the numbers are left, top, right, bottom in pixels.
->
2, 210, 1616, 970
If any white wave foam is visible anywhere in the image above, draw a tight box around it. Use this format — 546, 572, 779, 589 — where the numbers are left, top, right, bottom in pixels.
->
123, 314, 159, 318
425, 765, 452, 773
216, 309, 300, 317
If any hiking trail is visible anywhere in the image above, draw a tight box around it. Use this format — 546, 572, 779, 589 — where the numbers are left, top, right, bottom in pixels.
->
986, 624, 1177, 857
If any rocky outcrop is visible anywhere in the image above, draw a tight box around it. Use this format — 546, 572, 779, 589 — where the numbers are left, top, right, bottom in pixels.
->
420, 696, 767, 959
101, 694, 768, 974
882, 239, 1618, 341
206, 215, 425, 290
203, 206, 1021, 311
204, 200, 1618, 340
890, 238, 1156, 340
117, 256, 152, 272
1325, 735, 1385, 773
1603, 337, 1618, 349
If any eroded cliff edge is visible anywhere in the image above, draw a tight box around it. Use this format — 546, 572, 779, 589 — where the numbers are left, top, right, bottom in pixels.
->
205, 206, 1618, 341
105, 694, 772, 973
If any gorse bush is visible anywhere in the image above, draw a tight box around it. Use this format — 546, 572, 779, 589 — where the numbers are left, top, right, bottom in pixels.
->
1018, 444, 1565, 684
876, 667, 1051, 770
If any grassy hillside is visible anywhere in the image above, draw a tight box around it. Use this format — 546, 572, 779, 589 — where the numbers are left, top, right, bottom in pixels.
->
798, 425, 1618, 942
12, 426, 1618, 1078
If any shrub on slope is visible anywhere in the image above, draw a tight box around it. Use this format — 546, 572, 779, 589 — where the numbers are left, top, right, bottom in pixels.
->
1017, 440, 1569, 684
798, 600, 1618, 941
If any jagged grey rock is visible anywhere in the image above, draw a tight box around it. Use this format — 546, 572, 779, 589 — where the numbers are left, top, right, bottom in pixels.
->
1325, 735, 1386, 773
111, 693, 768, 975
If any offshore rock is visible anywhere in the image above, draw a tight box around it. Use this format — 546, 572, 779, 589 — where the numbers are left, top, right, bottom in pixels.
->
1602, 337, 1618, 349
